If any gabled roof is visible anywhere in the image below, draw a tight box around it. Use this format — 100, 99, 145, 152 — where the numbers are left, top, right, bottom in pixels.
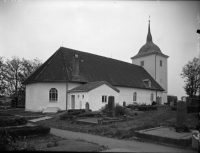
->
68, 81, 120, 93
23, 47, 164, 91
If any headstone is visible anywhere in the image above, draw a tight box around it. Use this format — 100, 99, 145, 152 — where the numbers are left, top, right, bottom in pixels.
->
192, 131, 199, 149
123, 101, 126, 107
85, 102, 89, 112
98, 119, 103, 125
106, 96, 115, 118
170, 101, 174, 106
176, 101, 187, 127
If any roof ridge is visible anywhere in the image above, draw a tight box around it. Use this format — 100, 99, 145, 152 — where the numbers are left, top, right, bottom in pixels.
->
61, 46, 141, 68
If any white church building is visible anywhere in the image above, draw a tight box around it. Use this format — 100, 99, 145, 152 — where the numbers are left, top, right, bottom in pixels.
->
24, 21, 169, 112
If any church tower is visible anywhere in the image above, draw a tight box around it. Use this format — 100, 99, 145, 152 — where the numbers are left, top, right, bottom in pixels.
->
131, 19, 169, 103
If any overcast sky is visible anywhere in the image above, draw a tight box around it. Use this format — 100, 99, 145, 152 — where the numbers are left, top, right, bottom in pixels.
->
0, 0, 200, 99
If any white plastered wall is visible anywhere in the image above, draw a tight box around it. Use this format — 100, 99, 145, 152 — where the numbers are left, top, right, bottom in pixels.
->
132, 55, 155, 79
88, 84, 119, 111
68, 84, 119, 111
116, 86, 163, 105
68, 92, 89, 109
156, 55, 168, 103
25, 82, 66, 111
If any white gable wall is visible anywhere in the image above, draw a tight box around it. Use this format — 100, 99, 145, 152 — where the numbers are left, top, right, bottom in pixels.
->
88, 84, 119, 111
68, 92, 89, 109
116, 86, 163, 105
25, 83, 66, 112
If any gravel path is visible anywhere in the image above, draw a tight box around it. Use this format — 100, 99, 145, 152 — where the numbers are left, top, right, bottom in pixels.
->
50, 127, 196, 152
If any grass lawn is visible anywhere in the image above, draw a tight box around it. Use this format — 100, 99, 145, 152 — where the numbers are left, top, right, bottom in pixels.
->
35, 106, 199, 140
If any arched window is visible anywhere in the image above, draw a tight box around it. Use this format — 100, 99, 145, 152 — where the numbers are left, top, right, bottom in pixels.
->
49, 88, 58, 102
133, 92, 137, 101
151, 93, 154, 101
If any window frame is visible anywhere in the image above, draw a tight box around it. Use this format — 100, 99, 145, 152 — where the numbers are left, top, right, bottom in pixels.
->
140, 61, 144, 66
151, 93, 154, 101
102, 95, 107, 103
160, 60, 162, 67
49, 88, 58, 102
133, 92, 137, 101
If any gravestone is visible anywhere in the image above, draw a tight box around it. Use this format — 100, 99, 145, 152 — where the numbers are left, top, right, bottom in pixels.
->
85, 102, 89, 112
106, 96, 115, 118
123, 101, 126, 107
176, 101, 187, 127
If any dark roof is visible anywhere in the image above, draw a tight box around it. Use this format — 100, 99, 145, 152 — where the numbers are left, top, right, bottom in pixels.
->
131, 21, 169, 60
23, 47, 164, 91
68, 81, 120, 93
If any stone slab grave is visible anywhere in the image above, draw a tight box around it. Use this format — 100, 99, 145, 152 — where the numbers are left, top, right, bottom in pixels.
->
42, 107, 61, 113
176, 101, 187, 127
29, 116, 52, 122
106, 96, 115, 118
134, 126, 193, 148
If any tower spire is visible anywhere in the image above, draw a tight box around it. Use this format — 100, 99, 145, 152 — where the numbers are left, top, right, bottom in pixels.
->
147, 16, 153, 42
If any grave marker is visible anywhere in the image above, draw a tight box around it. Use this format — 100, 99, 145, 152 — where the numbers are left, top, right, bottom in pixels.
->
123, 101, 126, 107
106, 96, 115, 118
85, 102, 89, 112
176, 101, 187, 127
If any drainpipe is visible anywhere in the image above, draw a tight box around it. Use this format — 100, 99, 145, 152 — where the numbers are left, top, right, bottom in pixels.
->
155, 54, 157, 103
66, 82, 68, 110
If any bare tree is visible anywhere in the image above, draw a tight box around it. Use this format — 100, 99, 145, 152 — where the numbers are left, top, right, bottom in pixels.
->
180, 57, 200, 98
0, 56, 7, 97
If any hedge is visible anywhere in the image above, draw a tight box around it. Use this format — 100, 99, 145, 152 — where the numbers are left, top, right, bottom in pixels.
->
77, 111, 102, 117
0, 113, 13, 116
0, 116, 28, 127
138, 106, 157, 111
68, 109, 92, 113
171, 106, 199, 113
126, 104, 138, 110
60, 111, 83, 120
187, 105, 199, 113
0, 125, 50, 138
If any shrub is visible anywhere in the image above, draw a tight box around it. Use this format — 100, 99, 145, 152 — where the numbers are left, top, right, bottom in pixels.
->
68, 109, 86, 113
175, 124, 190, 132
0, 125, 50, 138
115, 104, 126, 116
187, 105, 199, 113
171, 106, 177, 111
60, 111, 84, 120
138, 106, 157, 111
0, 116, 28, 127
0, 113, 13, 116
126, 104, 138, 110
151, 101, 157, 106
171, 106, 199, 113
77, 111, 102, 117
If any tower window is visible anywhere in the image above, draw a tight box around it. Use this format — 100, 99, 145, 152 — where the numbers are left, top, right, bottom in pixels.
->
140, 61, 144, 66
160, 60, 162, 67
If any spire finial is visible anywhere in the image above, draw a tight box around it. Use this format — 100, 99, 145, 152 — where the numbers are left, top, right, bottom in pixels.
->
147, 16, 153, 42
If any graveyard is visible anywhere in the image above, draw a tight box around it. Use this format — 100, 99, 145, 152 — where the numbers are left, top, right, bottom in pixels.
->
33, 98, 199, 150
1, 96, 199, 151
